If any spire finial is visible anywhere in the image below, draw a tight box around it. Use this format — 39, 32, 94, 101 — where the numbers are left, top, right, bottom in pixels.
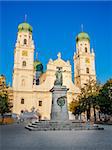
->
81, 24, 83, 32
25, 14, 27, 22
36, 52, 38, 60
8, 82, 10, 87
91, 48, 94, 53
57, 52, 61, 59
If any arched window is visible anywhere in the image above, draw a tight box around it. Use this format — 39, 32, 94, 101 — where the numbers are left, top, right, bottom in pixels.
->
24, 39, 27, 45
39, 101, 42, 106
21, 98, 24, 104
86, 68, 89, 74
21, 79, 25, 86
85, 47, 88, 53
22, 61, 26, 67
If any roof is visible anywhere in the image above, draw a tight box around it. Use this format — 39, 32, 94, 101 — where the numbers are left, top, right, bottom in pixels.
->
34, 60, 43, 72
76, 32, 90, 43
18, 22, 33, 32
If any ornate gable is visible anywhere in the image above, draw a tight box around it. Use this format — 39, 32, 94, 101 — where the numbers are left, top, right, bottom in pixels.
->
48, 52, 70, 68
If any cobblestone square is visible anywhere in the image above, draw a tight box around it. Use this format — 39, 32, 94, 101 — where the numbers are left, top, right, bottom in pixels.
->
0, 124, 112, 150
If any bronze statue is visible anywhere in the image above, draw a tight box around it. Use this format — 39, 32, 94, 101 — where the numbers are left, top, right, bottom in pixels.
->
54, 67, 63, 86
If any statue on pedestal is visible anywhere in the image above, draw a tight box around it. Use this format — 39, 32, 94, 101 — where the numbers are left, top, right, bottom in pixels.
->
54, 67, 63, 86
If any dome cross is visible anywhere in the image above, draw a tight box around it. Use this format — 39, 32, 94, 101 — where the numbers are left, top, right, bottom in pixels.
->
36, 52, 38, 60
81, 24, 84, 32
25, 14, 27, 22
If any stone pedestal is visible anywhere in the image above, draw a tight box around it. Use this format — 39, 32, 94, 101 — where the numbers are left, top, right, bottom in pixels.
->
50, 85, 69, 121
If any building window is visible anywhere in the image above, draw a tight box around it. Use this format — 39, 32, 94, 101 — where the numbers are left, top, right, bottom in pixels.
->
86, 68, 89, 74
22, 61, 26, 67
21, 79, 25, 86
21, 98, 24, 104
39, 101, 42, 106
24, 39, 27, 45
85, 47, 87, 53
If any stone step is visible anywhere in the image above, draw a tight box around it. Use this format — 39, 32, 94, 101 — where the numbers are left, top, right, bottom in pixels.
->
25, 126, 86, 131
30, 124, 82, 128
25, 120, 86, 131
25, 120, 103, 131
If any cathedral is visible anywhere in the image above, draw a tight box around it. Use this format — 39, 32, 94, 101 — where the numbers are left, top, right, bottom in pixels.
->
12, 21, 96, 120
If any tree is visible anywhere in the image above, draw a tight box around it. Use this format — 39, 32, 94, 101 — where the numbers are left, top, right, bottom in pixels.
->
69, 100, 80, 115
0, 79, 12, 124
69, 78, 101, 122
98, 79, 112, 121
78, 78, 101, 121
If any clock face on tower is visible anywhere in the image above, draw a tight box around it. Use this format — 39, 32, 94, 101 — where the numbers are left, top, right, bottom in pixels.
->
85, 58, 90, 64
22, 50, 28, 56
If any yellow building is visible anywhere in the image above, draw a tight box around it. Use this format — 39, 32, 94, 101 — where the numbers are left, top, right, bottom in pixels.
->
12, 22, 96, 120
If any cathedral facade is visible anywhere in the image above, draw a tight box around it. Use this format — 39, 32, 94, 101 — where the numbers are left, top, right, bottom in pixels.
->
12, 22, 96, 120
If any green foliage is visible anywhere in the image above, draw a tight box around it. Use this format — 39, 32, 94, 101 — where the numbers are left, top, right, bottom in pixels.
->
69, 101, 80, 115
98, 79, 112, 115
0, 81, 12, 124
78, 79, 101, 117
69, 78, 101, 120
69, 78, 112, 121
0, 93, 10, 115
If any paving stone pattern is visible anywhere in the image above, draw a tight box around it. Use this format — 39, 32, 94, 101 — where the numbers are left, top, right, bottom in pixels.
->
0, 124, 112, 150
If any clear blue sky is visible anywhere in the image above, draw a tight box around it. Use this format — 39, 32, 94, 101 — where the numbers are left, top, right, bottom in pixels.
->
0, 1, 112, 85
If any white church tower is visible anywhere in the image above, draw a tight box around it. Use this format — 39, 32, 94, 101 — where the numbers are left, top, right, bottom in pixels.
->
74, 29, 96, 88
12, 21, 35, 113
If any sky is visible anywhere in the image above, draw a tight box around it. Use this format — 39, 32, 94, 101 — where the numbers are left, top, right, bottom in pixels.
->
0, 1, 112, 85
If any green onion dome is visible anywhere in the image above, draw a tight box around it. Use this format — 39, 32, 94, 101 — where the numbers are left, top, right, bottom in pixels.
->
18, 22, 33, 32
34, 60, 43, 72
76, 32, 90, 43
